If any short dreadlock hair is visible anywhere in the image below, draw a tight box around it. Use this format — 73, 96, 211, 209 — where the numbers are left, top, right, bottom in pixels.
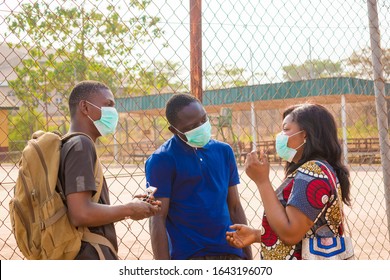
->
165, 93, 201, 126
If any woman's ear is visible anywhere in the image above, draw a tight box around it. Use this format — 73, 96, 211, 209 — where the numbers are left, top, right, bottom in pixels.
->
303, 130, 307, 141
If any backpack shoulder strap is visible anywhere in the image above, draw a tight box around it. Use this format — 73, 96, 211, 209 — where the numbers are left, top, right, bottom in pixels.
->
79, 160, 117, 259
81, 227, 117, 259
91, 156, 104, 203
61, 132, 117, 259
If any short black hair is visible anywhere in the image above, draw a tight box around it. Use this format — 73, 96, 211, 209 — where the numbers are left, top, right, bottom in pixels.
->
68, 80, 110, 117
165, 93, 200, 126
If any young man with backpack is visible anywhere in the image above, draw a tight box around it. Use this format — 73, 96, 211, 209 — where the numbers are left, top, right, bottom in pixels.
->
60, 80, 161, 259
10, 80, 161, 260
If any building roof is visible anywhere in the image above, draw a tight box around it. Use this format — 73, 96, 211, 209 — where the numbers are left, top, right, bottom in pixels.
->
0, 91, 18, 110
116, 77, 389, 115
0, 43, 28, 84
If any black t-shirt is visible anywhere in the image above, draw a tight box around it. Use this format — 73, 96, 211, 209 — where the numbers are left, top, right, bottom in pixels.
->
59, 134, 118, 260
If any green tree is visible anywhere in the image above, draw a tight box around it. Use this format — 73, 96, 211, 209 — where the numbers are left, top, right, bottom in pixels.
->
8, 108, 44, 151
7, 48, 52, 109
205, 63, 251, 89
282, 59, 343, 81
345, 47, 390, 82
124, 60, 187, 96
6, 0, 163, 108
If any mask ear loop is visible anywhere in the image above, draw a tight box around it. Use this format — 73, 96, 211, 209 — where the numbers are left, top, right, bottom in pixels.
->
170, 124, 188, 143
170, 124, 185, 135
291, 138, 306, 150
85, 100, 102, 123
290, 130, 306, 150
85, 100, 101, 110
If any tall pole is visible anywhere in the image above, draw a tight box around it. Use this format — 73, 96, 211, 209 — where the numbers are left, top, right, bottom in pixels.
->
190, 0, 202, 102
308, 37, 314, 79
39, 59, 49, 130
367, 0, 390, 236
250, 49, 258, 150
44, 73, 48, 131
80, 1, 86, 80
341, 95, 348, 166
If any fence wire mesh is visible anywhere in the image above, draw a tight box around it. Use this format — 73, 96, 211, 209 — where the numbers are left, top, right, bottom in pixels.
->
0, 0, 389, 260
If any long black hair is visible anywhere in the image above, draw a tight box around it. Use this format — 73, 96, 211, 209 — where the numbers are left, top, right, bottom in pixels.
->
283, 103, 351, 206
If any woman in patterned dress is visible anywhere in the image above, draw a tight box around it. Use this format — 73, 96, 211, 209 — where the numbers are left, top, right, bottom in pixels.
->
226, 103, 351, 259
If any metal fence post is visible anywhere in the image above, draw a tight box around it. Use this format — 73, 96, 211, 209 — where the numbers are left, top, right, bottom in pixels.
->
367, 0, 390, 237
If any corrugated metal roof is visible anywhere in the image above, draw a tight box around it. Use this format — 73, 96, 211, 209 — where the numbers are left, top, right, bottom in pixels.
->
116, 77, 388, 115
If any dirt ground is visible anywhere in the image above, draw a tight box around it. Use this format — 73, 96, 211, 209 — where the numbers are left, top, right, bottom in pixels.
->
1, 163, 389, 260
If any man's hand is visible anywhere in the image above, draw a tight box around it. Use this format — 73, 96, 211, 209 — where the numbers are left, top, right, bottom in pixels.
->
125, 196, 162, 220
226, 224, 260, 248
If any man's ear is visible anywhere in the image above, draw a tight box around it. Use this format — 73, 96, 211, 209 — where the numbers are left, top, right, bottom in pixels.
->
79, 100, 90, 116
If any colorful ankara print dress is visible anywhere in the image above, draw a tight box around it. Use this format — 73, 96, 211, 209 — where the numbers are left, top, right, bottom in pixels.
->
260, 160, 344, 260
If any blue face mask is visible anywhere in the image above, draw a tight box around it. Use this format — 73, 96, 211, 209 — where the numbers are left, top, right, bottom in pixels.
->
86, 101, 119, 136
172, 119, 212, 148
275, 130, 305, 162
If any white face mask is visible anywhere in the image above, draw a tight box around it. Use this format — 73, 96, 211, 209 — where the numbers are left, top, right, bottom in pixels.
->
275, 130, 305, 162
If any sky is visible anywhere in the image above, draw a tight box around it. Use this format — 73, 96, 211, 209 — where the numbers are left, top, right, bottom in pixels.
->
0, 0, 389, 85
146, 0, 390, 84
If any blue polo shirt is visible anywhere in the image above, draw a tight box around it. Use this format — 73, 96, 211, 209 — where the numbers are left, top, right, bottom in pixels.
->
145, 135, 244, 260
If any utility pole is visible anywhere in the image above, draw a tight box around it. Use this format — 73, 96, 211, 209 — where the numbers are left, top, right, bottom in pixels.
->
44, 71, 48, 131
38, 59, 49, 130
190, 0, 202, 101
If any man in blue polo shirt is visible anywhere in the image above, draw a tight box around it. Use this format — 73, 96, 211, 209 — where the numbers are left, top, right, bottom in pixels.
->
146, 93, 252, 260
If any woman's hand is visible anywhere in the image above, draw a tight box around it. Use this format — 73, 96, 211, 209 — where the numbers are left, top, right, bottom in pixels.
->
245, 149, 270, 185
226, 224, 260, 248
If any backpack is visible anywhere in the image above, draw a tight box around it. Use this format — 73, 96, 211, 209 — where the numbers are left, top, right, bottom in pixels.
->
9, 130, 117, 260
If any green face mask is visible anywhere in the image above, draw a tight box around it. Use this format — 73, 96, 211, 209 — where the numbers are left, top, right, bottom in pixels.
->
86, 101, 119, 136
172, 120, 212, 148
275, 130, 305, 162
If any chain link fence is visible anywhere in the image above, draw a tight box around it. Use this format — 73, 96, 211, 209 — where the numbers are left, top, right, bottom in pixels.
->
1, 0, 389, 260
